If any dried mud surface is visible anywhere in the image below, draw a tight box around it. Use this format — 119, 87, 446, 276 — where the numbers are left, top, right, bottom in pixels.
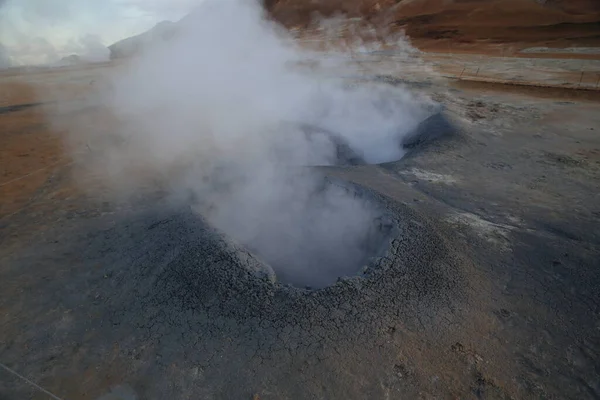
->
0, 56, 599, 399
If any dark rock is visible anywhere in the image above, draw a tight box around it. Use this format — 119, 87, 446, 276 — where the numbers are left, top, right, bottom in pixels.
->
402, 111, 456, 151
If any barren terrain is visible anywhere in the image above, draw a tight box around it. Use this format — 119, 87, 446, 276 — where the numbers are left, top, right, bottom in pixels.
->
1, 39, 599, 400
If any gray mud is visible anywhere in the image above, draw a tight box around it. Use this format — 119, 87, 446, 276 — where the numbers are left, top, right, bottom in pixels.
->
1, 66, 600, 399
196, 177, 399, 290
1, 183, 468, 399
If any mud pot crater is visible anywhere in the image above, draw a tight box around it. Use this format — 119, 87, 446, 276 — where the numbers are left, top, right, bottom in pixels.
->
299, 109, 456, 167
192, 177, 399, 290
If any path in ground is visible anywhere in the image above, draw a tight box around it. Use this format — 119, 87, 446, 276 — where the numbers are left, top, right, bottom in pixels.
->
0, 55, 599, 399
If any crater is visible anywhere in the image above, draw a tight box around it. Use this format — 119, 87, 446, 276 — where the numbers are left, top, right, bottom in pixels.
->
402, 111, 456, 151
298, 109, 456, 167
192, 178, 398, 290
252, 184, 396, 289
299, 123, 366, 166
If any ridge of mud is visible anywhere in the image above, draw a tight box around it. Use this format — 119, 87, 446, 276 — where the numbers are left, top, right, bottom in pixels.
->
78, 185, 467, 324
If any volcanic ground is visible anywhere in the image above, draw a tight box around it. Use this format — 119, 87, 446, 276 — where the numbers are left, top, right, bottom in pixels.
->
1, 53, 600, 400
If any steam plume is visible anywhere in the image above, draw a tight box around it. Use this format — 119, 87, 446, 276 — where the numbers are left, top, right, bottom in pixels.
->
60, 0, 432, 287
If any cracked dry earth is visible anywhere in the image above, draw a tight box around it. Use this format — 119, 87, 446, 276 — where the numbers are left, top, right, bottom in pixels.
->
1, 68, 600, 399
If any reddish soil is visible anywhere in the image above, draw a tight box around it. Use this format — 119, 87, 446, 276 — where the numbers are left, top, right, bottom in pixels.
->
450, 79, 600, 101
267, 0, 600, 56
0, 81, 83, 226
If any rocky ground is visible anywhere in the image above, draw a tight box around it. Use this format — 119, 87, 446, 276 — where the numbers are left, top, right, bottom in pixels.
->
0, 53, 599, 399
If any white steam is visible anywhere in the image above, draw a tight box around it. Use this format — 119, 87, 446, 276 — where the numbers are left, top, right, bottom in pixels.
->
0, 0, 193, 66
62, 0, 431, 287
0, 43, 11, 68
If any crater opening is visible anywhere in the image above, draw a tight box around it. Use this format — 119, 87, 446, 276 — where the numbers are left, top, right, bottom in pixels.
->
299, 123, 366, 166
248, 180, 396, 289
296, 107, 455, 167
267, 216, 395, 289
192, 177, 397, 290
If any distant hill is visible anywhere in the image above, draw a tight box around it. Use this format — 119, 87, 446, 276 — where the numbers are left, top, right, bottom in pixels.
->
108, 0, 600, 58
544, 0, 600, 14
108, 21, 179, 59
59, 54, 82, 66
266, 0, 599, 29
266, 0, 600, 51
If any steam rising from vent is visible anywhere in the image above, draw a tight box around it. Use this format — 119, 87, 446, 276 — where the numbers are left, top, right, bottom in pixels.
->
0, 43, 11, 69
61, 0, 431, 286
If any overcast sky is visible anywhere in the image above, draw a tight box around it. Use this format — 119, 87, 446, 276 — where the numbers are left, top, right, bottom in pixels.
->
0, 0, 200, 66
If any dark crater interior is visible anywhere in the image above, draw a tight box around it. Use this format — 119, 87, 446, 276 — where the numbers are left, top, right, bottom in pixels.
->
242, 179, 398, 289
299, 109, 455, 167
189, 177, 399, 290
299, 123, 366, 166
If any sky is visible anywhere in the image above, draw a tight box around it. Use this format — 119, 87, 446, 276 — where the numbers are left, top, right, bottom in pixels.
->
0, 0, 200, 66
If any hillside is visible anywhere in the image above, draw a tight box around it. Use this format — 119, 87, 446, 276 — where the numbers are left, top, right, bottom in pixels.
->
108, 0, 600, 58
267, 0, 600, 52
108, 21, 179, 59
267, 0, 600, 26
545, 0, 600, 14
